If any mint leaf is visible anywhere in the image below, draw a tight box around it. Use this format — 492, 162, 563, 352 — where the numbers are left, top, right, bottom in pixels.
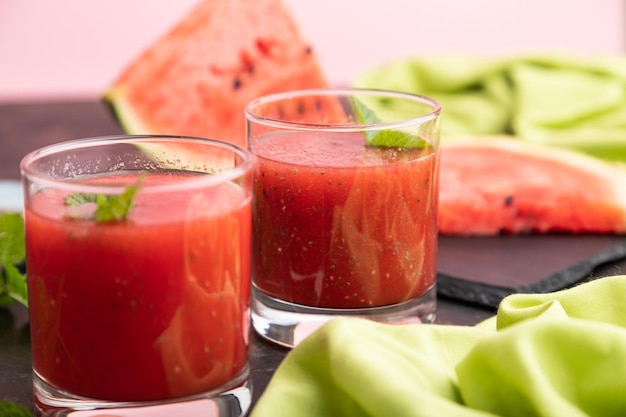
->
352, 97, 428, 148
364, 129, 425, 148
65, 174, 145, 223
5, 264, 28, 307
65, 192, 97, 206
0, 213, 25, 265
0, 213, 28, 308
0, 400, 32, 417
94, 184, 139, 222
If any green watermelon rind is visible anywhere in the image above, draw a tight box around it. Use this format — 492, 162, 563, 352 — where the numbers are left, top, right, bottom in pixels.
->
103, 87, 152, 135
103, 90, 216, 170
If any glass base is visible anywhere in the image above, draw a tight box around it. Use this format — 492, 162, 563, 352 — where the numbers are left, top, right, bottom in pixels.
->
33, 368, 251, 417
251, 285, 436, 348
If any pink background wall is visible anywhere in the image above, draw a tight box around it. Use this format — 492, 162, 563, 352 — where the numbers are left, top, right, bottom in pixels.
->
0, 0, 624, 102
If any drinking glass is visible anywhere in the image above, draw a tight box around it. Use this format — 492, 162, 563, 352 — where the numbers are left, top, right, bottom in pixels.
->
20, 135, 254, 416
245, 88, 441, 347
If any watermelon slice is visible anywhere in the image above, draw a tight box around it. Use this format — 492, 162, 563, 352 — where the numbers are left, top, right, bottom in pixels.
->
439, 136, 626, 235
103, 0, 328, 147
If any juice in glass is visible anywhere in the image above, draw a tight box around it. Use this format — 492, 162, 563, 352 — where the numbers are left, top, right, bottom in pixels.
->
21, 136, 254, 416
251, 132, 438, 308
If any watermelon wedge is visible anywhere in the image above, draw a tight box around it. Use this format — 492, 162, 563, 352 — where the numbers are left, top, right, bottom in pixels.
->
103, 0, 328, 147
439, 136, 626, 235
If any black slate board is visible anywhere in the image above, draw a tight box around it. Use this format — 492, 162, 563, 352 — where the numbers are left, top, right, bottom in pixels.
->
436, 235, 626, 308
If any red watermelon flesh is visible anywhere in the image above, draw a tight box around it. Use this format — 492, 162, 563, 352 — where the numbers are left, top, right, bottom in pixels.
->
439, 137, 626, 235
104, 0, 328, 147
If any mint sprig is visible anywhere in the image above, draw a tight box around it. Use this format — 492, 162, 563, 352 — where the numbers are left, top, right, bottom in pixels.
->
352, 97, 428, 148
65, 174, 145, 223
0, 213, 28, 308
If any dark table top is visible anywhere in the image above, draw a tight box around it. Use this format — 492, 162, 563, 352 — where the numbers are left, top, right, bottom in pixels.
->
1, 100, 622, 413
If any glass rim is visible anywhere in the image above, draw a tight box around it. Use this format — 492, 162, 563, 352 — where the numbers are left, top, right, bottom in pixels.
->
244, 87, 441, 132
20, 134, 255, 194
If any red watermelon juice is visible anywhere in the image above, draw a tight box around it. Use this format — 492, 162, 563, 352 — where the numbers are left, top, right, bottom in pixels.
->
251, 131, 439, 308
24, 171, 252, 402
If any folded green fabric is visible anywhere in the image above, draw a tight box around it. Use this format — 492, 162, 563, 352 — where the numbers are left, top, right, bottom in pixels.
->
251, 275, 626, 417
353, 55, 626, 162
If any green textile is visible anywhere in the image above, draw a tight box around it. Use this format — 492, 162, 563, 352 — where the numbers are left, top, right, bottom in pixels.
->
352, 55, 626, 161
251, 275, 626, 417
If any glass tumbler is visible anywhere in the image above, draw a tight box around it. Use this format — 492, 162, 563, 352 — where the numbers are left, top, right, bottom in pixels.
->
245, 88, 441, 347
20, 135, 254, 416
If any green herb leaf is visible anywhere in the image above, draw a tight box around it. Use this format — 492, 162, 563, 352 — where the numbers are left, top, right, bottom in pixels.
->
4, 264, 28, 307
352, 97, 428, 148
0, 400, 33, 417
65, 192, 98, 206
0, 213, 28, 308
65, 174, 145, 223
94, 184, 140, 222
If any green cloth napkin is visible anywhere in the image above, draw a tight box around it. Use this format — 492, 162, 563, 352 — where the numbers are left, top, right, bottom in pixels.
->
251, 275, 626, 417
353, 55, 626, 162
